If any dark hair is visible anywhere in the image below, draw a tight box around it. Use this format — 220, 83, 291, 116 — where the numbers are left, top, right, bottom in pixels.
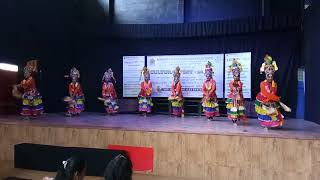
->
54, 156, 86, 180
104, 155, 133, 180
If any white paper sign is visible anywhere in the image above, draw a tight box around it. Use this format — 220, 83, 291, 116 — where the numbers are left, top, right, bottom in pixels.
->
147, 54, 224, 98
123, 56, 145, 97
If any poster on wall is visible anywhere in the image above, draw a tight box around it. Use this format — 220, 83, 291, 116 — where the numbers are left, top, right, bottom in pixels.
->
224, 52, 251, 98
147, 54, 224, 98
123, 56, 145, 97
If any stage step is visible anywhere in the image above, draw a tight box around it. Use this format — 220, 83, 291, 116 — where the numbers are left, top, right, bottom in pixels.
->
14, 143, 126, 177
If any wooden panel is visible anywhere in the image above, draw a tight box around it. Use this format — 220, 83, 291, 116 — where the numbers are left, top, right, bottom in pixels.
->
181, 134, 205, 179
153, 132, 182, 177
311, 140, 320, 180
0, 124, 319, 180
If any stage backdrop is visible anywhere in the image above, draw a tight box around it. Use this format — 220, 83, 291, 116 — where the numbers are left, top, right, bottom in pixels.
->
123, 56, 145, 97
147, 54, 224, 98
0, 0, 301, 115
224, 52, 251, 98
71, 30, 300, 116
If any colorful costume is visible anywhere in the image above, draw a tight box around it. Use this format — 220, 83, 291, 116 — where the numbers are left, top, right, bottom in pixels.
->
65, 67, 85, 116
225, 59, 246, 124
138, 67, 153, 113
20, 60, 44, 117
255, 54, 286, 128
202, 61, 219, 119
100, 68, 119, 114
168, 66, 184, 117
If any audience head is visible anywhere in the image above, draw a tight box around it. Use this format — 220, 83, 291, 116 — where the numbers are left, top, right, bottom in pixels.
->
104, 154, 133, 180
54, 156, 86, 180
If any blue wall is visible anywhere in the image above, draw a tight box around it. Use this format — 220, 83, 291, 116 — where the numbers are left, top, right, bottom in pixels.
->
304, 5, 320, 124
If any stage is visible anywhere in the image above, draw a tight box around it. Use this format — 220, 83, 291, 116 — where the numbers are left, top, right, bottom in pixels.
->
0, 113, 320, 180
0, 113, 319, 139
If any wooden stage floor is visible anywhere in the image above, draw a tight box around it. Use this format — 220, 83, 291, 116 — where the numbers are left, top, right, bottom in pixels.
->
0, 112, 319, 140
1, 113, 320, 180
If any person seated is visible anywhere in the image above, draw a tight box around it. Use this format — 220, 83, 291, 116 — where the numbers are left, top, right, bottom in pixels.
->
104, 154, 133, 180
43, 156, 86, 180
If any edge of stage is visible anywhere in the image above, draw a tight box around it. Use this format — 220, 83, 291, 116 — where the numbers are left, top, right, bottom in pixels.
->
1, 112, 320, 179
0, 112, 320, 140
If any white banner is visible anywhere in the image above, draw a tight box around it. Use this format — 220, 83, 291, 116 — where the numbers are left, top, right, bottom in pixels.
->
147, 54, 224, 98
224, 52, 251, 98
123, 56, 145, 97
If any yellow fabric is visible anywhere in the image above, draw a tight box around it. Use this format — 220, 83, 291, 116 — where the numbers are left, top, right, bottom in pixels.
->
255, 105, 279, 121
23, 99, 29, 105
202, 101, 218, 108
172, 100, 183, 107
33, 98, 42, 106
23, 98, 42, 106
226, 103, 232, 109
76, 99, 84, 104
139, 98, 153, 106
255, 105, 267, 115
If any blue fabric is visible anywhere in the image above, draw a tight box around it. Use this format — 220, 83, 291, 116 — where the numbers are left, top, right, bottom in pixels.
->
257, 114, 273, 121
296, 80, 305, 119
22, 104, 43, 109
203, 107, 218, 112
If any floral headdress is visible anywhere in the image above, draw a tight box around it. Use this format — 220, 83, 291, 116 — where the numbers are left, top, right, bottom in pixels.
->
173, 66, 181, 78
102, 68, 116, 83
140, 66, 150, 80
260, 54, 278, 74
205, 61, 214, 76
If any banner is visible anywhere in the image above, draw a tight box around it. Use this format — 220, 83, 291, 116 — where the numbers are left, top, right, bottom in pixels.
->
123, 56, 145, 97
224, 52, 251, 98
147, 54, 224, 98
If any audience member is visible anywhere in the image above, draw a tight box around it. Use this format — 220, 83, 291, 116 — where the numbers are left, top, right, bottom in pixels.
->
43, 156, 86, 180
104, 154, 133, 180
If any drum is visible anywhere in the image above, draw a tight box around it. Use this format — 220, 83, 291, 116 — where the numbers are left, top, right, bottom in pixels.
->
262, 103, 277, 115
104, 99, 111, 106
63, 96, 73, 102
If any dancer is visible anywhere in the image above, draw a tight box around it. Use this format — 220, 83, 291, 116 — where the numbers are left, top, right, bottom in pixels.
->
226, 59, 246, 125
168, 66, 184, 117
202, 61, 219, 120
138, 67, 153, 116
64, 67, 85, 116
13, 60, 44, 118
98, 68, 119, 115
255, 54, 291, 129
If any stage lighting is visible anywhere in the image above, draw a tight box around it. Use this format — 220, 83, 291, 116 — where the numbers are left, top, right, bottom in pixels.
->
0, 63, 18, 72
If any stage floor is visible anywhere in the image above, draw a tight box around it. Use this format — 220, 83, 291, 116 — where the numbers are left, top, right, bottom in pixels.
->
0, 112, 319, 140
